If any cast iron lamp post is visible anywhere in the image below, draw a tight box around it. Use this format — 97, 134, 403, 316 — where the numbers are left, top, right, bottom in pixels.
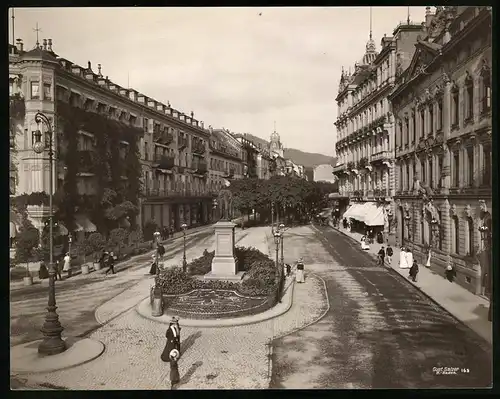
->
181, 222, 188, 272
154, 230, 161, 276
479, 223, 492, 322
212, 198, 218, 222
33, 112, 66, 356
273, 229, 283, 303
279, 223, 285, 267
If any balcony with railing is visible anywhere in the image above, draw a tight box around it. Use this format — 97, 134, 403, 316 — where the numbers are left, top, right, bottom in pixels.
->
153, 128, 174, 146
223, 167, 235, 179
77, 149, 97, 174
178, 136, 189, 150
192, 160, 208, 176
209, 142, 241, 161
152, 154, 176, 170
370, 150, 390, 164
192, 139, 206, 155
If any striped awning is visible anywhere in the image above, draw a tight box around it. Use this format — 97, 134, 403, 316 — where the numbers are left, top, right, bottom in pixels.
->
74, 214, 97, 233
343, 204, 361, 220
364, 204, 384, 226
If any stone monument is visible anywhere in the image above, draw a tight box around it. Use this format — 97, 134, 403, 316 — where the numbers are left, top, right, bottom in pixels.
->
204, 187, 244, 281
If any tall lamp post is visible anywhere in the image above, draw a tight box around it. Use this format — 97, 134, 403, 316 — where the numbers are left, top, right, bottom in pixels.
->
279, 223, 285, 267
33, 112, 66, 356
479, 221, 492, 322
212, 198, 218, 222
154, 230, 161, 276
68, 235, 72, 257
273, 229, 283, 303
181, 222, 188, 272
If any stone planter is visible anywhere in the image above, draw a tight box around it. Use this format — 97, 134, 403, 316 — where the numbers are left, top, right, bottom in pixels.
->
93, 262, 101, 271
23, 276, 33, 286
151, 296, 164, 317
81, 264, 90, 275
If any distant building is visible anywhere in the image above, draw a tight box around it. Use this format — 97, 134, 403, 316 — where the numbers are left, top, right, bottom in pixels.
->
388, 6, 492, 295
208, 128, 244, 193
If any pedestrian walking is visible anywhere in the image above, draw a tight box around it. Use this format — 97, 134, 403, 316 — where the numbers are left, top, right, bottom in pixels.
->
286, 263, 291, 277
377, 246, 385, 266
162, 317, 181, 362
386, 245, 393, 265
149, 253, 157, 275
169, 349, 180, 389
445, 264, 456, 282
38, 261, 49, 280
105, 252, 116, 275
295, 257, 305, 283
409, 260, 419, 282
62, 252, 71, 277
170, 225, 175, 239
54, 257, 63, 281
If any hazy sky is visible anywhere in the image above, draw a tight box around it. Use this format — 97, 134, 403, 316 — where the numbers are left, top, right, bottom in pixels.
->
10, 6, 427, 156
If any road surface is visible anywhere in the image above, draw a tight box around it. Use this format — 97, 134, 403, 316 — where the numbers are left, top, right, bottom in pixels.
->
270, 225, 492, 389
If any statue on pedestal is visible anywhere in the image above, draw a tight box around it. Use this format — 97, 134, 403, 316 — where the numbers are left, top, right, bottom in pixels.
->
218, 188, 233, 221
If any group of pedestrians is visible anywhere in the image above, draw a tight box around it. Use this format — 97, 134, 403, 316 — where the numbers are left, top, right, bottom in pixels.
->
38, 252, 72, 281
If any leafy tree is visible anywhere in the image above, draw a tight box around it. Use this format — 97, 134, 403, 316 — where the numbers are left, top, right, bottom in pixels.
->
13, 211, 39, 277
76, 239, 93, 264
87, 232, 107, 262
108, 227, 129, 256
128, 229, 144, 249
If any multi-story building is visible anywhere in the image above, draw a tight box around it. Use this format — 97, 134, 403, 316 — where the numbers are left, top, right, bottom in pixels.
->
9, 38, 213, 239
234, 135, 259, 178
256, 146, 272, 180
208, 128, 244, 192
333, 19, 424, 240
388, 6, 492, 295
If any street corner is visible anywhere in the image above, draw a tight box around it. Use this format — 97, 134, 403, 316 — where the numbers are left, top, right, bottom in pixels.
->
10, 336, 105, 375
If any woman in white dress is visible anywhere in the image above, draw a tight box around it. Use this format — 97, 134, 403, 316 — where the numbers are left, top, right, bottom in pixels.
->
361, 235, 370, 250
295, 257, 305, 283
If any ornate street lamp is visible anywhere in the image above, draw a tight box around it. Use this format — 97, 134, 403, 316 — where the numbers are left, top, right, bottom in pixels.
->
154, 230, 161, 276
279, 223, 285, 267
430, 217, 439, 248
33, 112, 66, 356
273, 230, 283, 303
479, 221, 492, 322
181, 222, 188, 272
212, 198, 218, 222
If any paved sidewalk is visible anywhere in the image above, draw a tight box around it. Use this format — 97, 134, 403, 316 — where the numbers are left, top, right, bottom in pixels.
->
327, 222, 492, 344
10, 224, 214, 291
18, 226, 329, 390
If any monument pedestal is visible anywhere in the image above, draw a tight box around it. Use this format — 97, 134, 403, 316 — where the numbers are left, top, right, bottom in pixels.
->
204, 220, 244, 281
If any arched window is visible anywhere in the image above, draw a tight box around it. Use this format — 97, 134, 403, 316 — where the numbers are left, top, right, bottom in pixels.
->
467, 217, 474, 255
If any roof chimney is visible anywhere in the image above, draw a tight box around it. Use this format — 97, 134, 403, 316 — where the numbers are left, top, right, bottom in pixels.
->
190, 111, 194, 118
42, 39, 47, 50
97, 63, 102, 76
87, 61, 92, 71
15, 38, 23, 52
47, 39, 53, 52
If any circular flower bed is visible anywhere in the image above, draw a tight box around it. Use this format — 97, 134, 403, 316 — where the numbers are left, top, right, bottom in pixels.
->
154, 246, 282, 319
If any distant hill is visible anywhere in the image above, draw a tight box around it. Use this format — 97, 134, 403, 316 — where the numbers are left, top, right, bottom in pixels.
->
241, 133, 336, 169
283, 148, 336, 169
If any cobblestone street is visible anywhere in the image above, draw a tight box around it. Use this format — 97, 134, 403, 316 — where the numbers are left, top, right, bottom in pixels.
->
12, 226, 328, 389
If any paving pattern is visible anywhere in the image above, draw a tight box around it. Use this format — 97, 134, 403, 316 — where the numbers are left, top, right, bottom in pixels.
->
10, 231, 215, 347
270, 225, 493, 389
16, 226, 329, 390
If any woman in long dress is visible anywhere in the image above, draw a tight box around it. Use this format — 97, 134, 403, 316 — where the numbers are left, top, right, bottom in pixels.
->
295, 257, 305, 283
161, 317, 181, 362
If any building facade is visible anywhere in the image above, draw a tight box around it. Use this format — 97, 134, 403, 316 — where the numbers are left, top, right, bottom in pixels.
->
388, 6, 492, 295
208, 128, 244, 191
9, 38, 213, 239
333, 20, 424, 239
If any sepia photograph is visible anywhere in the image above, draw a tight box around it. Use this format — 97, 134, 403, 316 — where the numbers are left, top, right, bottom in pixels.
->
9, 6, 492, 390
